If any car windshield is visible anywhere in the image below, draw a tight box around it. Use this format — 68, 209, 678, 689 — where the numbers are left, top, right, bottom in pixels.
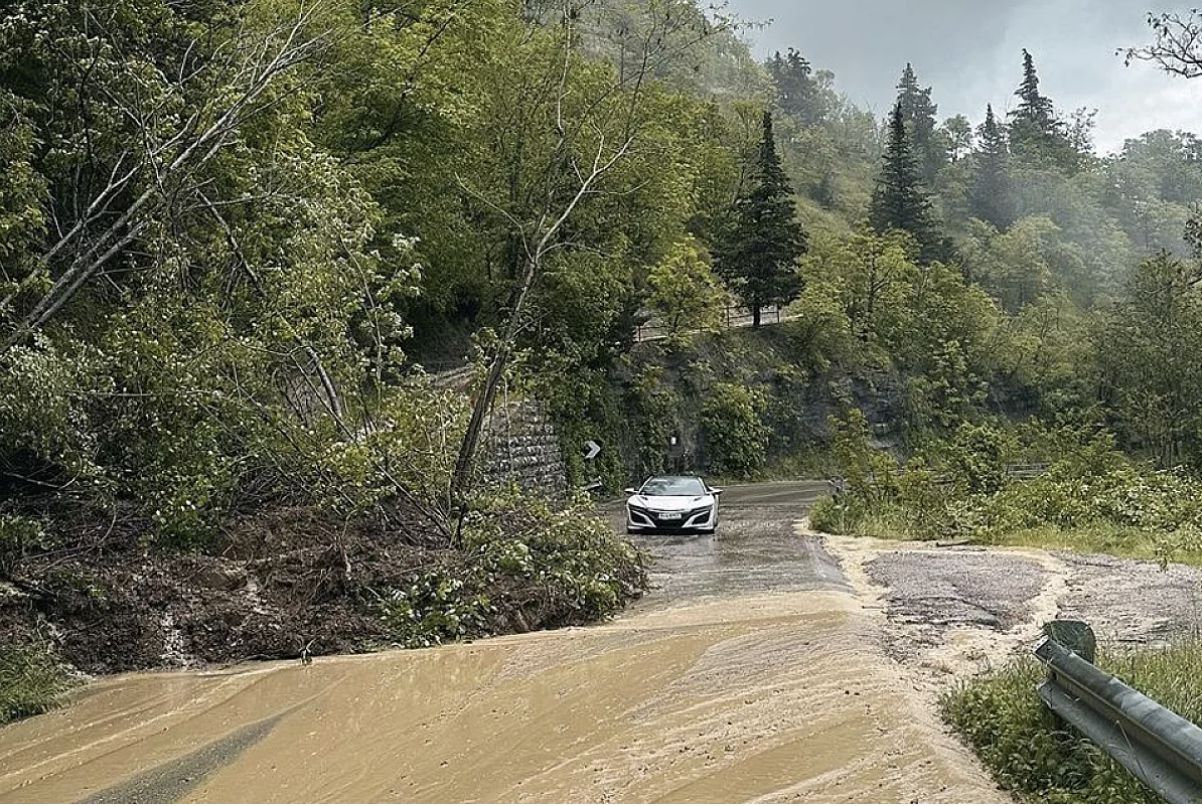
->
640, 476, 706, 496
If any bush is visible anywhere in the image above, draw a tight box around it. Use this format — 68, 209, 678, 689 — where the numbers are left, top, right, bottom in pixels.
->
700, 383, 771, 477
378, 491, 646, 649
0, 641, 73, 725
943, 643, 1202, 802
814, 420, 1202, 562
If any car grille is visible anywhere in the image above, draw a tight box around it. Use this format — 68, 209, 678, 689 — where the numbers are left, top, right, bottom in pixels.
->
630, 505, 712, 528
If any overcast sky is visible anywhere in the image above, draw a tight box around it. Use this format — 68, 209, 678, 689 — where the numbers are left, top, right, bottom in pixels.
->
726, 0, 1202, 154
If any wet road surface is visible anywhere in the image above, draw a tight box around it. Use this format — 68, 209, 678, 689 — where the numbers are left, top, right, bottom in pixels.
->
0, 482, 1003, 803
611, 481, 845, 607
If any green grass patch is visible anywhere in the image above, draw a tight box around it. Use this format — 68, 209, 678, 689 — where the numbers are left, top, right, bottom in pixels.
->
980, 524, 1202, 567
0, 641, 74, 725
943, 642, 1202, 802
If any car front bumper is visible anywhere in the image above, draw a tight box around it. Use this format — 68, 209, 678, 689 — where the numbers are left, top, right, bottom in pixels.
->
627, 504, 714, 532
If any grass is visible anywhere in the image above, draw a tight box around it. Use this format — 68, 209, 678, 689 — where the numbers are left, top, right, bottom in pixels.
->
943, 641, 1202, 802
980, 524, 1202, 567
0, 641, 74, 725
810, 495, 1202, 569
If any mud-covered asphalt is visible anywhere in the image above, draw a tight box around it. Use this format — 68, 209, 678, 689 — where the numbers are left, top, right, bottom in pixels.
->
0, 482, 1056, 803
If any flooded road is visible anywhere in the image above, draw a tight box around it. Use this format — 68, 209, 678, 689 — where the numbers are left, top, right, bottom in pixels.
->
0, 483, 1002, 803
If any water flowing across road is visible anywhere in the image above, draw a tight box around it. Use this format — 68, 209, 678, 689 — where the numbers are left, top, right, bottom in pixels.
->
0, 483, 1002, 803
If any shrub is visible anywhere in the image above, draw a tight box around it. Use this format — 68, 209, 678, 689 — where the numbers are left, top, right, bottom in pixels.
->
0, 641, 73, 725
378, 491, 646, 648
700, 383, 771, 477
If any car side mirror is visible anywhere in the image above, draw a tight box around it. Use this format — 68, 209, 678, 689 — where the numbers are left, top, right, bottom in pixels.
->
624, 488, 638, 495
709, 487, 724, 496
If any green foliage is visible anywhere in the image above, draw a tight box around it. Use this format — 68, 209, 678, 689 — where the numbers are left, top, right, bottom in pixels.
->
1093, 251, 1202, 468
378, 492, 645, 648
816, 420, 1202, 563
715, 112, 808, 322
894, 63, 946, 185
646, 237, 726, 347
700, 383, 771, 477
871, 103, 943, 263
0, 641, 73, 725
969, 105, 1015, 230
942, 644, 1202, 803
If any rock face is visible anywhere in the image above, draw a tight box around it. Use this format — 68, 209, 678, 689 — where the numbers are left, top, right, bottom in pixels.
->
482, 400, 568, 497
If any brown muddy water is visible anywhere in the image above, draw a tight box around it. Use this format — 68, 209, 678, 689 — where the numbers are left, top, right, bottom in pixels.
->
0, 484, 1003, 803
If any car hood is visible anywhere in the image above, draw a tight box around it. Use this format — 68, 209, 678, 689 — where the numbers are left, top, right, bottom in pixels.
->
627, 494, 713, 511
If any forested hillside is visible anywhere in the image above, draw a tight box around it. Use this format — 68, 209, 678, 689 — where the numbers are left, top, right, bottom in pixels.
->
6, 0, 1202, 719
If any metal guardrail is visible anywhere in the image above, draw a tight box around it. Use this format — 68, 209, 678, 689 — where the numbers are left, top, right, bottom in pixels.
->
634, 303, 795, 343
1035, 622, 1202, 803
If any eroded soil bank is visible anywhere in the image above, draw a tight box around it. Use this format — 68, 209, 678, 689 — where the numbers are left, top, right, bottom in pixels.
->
0, 590, 1001, 804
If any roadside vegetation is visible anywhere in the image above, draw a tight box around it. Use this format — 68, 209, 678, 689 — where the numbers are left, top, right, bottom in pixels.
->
0, 641, 74, 725
942, 643, 1202, 802
811, 413, 1202, 565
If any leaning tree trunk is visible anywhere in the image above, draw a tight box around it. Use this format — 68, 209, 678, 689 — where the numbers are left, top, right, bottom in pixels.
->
449, 255, 539, 531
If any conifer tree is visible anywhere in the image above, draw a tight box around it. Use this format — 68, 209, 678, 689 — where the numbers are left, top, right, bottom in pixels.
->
970, 105, 1015, 230
1008, 49, 1078, 170
1014, 49, 1057, 131
716, 112, 808, 327
895, 63, 945, 183
870, 102, 941, 262
768, 49, 828, 126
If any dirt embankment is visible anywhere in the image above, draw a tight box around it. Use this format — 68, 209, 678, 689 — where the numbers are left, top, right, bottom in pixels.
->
1, 506, 644, 675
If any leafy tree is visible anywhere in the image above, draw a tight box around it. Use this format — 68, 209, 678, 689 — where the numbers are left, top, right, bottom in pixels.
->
646, 237, 726, 346
870, 103, 942, 263
700, 383, 770, 477
1095, 252, 1202, 467
943, 115, 974, 163
960, 217, 1061, 312
969, 105, 1015, 230
716, 111, 808, 327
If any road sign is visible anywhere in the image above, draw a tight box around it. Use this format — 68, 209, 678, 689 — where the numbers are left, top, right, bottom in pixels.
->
584, 440, 602, 461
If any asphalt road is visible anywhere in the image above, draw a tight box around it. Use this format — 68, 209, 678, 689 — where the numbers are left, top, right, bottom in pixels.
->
607, 480, 847, 606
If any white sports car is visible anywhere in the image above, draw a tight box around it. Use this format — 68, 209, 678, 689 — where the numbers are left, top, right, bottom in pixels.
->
624, 475, 722, 534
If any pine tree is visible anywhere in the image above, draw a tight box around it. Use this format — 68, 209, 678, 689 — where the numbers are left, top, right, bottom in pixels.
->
716, 112, 808, 327
870, 102, 941, 262
970, 105, 1015, 230
895, 63, 945, 184
768, 49, 828, 127
1014, 49, 1056, 131
1008, 49, 1078, 170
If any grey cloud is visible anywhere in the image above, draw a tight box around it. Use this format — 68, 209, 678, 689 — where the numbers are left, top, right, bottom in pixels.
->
728, 0, 1202, 152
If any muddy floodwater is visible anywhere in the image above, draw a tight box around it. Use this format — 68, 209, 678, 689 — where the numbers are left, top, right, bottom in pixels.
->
0, 483, 1003, 803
